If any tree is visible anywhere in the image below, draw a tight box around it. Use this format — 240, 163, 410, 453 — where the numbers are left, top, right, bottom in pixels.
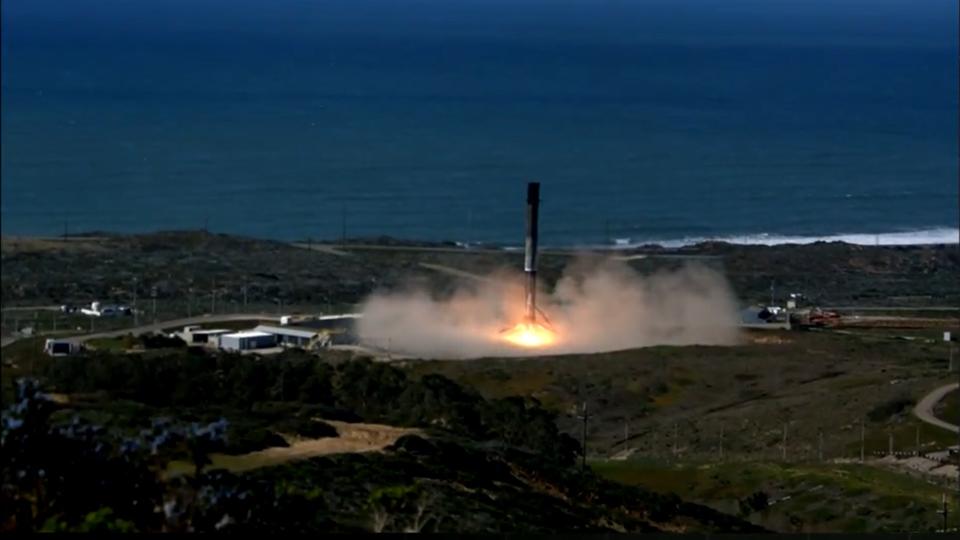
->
738, 491, 769, 517
366, 483, 437, 533
0, 378, 242, 533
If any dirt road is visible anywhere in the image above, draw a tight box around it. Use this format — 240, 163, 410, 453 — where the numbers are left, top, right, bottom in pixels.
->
913, 382, 959, 434
417, 262, 489, 283
165, 420, 419, 476
62, 313, 283, 344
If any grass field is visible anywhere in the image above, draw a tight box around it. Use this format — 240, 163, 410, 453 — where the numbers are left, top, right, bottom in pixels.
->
842, 416, 957, 457
592, 459, 956, 533
934, 388, 959, 426
409, 328, 959, 463
164, 420, 419, 477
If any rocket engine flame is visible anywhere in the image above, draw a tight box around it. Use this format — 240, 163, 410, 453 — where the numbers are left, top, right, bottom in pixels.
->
356, 182, 741, 359
501, 321, 556, 348
356, 259, 741, 359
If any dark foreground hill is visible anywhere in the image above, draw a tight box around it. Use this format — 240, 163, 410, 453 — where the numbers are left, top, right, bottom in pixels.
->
0, 349, 765, 533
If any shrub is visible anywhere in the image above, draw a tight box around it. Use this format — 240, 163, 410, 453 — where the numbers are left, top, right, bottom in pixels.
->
867, 397, 913, 422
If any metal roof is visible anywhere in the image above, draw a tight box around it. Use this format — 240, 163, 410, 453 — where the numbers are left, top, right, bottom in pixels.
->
254, 325, 319, 339
222, 330, 273, 339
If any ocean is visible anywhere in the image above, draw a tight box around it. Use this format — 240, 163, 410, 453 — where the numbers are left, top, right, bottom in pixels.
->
1, 0, 957, 247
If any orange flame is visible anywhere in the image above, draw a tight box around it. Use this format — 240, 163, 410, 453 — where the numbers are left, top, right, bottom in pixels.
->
501, 321, 557, 348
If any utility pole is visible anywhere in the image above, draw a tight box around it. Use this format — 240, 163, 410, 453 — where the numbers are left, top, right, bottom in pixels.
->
938, 493, 949, 532
132, 278, 139, 327
944, 331, 954, 372
719, 424, 724, 461
623, 418, 630, 454
781, 422, 788, 461
860, 420, 866, 462
818, 428, 824, 462
673, 422, 679, 458
577, 402, 591, 471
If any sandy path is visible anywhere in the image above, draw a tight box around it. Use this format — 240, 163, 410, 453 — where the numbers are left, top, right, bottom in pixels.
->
195, 420, 421, 474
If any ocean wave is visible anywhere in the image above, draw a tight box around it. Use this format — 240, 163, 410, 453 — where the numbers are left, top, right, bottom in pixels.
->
596, 228, 960, 249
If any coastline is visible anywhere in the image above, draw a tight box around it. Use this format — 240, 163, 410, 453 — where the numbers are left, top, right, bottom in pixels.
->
2, 227, 958, 252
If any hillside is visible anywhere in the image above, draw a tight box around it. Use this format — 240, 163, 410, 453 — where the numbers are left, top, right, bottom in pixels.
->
0, 348, 764, 533
2, 232, 958, 316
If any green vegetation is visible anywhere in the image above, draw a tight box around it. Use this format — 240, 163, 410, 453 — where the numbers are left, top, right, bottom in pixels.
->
3, 232, 959, 323
842, 416, 957, 456
410, 330, 958, 461
592, 459, 953, 532
2, 356, 765, 533
867, 396, 914, 422
86, 333, 186, 352
934, 389, 959, 426
4, 232, 959, 533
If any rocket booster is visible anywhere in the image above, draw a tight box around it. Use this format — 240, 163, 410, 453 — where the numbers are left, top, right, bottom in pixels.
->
524, 182, 540, 323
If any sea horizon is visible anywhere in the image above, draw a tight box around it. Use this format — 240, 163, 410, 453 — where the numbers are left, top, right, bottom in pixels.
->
2, 1, 957, 246
4, 225, 957, 250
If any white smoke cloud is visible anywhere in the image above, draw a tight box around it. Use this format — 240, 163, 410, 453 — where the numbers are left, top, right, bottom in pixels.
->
357, 257, 741, 359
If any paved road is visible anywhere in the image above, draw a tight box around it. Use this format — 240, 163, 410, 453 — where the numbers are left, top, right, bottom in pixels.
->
913, 382, 959, 434
62, 313, 283, 344
290, 241, 724, 259
1, 305, 62, 312
825, 306, 960, 312
417, 262, 490, 283
290, 243, 352, 257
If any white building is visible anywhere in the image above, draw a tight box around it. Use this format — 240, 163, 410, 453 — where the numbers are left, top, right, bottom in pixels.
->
218, 331, 276, 351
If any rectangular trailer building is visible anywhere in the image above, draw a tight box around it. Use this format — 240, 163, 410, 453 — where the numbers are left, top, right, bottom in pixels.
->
218, 331, 276, 351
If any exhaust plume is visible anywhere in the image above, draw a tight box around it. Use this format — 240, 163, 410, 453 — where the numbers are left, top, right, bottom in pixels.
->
357, 257, 741, 359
